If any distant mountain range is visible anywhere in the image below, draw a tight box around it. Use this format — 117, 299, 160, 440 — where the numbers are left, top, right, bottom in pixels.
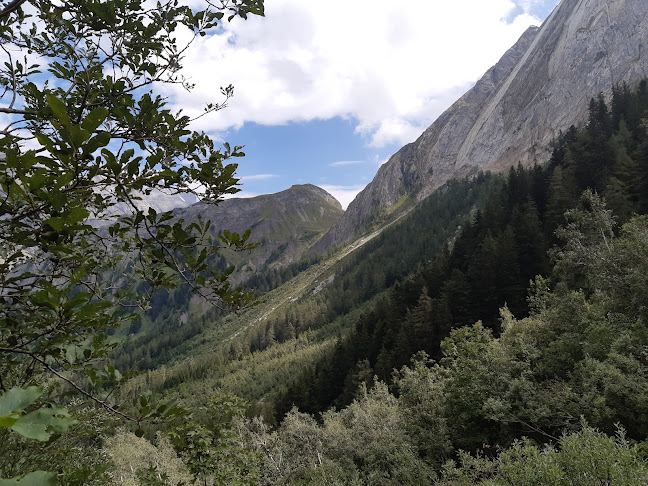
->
88, 189, 199, 227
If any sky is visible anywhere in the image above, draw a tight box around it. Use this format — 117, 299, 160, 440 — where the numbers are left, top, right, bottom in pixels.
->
165, 0, 561, 209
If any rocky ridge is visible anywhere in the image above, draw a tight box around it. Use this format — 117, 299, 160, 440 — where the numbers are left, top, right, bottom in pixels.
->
313, 0, 648, 253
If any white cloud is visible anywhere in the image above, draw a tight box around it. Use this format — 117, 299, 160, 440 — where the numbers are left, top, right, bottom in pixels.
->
328, 160, 366, 168
240, 173, 279, 181
223, 191, 259, 200
516, 0, 547, 13
318, 184, 367, 210
165, 0, 543, 147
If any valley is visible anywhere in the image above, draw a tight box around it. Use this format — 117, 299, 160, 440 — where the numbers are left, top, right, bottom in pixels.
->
5, 0, 648, 484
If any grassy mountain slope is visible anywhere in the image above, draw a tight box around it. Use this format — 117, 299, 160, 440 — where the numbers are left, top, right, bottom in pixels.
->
175, 184, 343, 278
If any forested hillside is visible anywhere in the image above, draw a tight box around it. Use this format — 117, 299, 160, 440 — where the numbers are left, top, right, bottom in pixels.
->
270, 82, 648, 419
236, 81, 648, 484
111, 171, 501, 406
80, 81, 648, 485
4, 0, 648, 477
6, 0, 648, 481
111, 79, 648, 423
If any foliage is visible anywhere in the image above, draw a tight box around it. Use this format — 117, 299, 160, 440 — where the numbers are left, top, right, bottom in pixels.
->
246, 383, 434, 486
438, 425, 648, 485
105, 430, 191, 486
273, 81, 648, 417
246, 197, 648, 483
0, 472, 57, 486
0, 386, 75, 441
1, 400, 115, 485
0, 0, 263, 480
168, 393, 261, 485
237, 80, 648, 479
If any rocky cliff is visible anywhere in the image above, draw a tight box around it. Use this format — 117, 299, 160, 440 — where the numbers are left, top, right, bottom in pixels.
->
313, 0, 648, 253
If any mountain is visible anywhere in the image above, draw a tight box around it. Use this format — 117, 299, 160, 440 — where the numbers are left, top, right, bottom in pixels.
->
174, 184, 343, 279
88, 189, 200, 227
313, 0, 648, 253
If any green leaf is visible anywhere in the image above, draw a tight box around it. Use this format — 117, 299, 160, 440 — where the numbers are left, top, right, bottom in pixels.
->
0, 415, 18, 428
82, 107, 109, 132
0, 471, 57, 485
34, 133, 56, 153
44, 217, 64, 232
46, 94, 71, 127
11, 407, 76, 441
69, 125, 90, 147
0, 387, 43, 416
67, 207, 89, 224
83, 132, 111, 155
56, 171, 74, 188
65, 347, 77, 365
127, 159, 140, 177
27, 168, 48, 190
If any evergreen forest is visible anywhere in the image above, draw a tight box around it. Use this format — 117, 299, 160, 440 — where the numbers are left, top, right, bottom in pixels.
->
3, 0, 648, 479
5, 76, 648, 484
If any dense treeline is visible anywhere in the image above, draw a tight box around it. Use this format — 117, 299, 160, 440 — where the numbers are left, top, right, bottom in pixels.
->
10, 80, 648, 485
237, 175, 501, 353
243, 252, 324, 293
112, 172, 501, 373
247, 196, 648, 483
112, 292, 227, 372
274, 81, 648, 418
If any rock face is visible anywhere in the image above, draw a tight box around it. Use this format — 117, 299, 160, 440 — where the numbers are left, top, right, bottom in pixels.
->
175, 184, 343, 278
313, 0, 648, 253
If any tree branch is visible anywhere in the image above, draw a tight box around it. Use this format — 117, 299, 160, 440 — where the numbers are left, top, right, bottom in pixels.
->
0, 107, 33, 115
0, 346, 141, 424
0, 44, 19, 110
37, 357, 142, 424
0, 0, 28, 19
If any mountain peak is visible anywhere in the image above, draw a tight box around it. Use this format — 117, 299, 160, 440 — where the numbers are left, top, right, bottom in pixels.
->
173, 183, 344, 279
313, 0, 648, 253
288, 184, 343, 211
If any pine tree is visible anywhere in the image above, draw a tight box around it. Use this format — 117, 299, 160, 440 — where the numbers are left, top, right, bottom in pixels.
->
512, 197, 548, 281
494, 226, 524, 317
545, 165, 576, 238
441, 269, 473, 327
604, 120, 643, 221
407, 288, 434, 351
466, 232, 499, 321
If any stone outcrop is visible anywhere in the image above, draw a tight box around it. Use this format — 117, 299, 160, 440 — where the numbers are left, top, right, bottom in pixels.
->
313, 0, 648, 253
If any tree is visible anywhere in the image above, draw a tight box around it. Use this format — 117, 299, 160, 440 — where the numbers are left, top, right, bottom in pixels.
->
168, 393, 261, 486
0, 0, 263, 480
438, 425, 648, 486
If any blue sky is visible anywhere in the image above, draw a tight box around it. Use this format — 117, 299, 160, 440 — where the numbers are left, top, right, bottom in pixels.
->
168, 0, 561, 208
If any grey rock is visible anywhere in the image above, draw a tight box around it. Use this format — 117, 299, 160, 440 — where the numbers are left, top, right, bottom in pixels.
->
314, 0, 648, 253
